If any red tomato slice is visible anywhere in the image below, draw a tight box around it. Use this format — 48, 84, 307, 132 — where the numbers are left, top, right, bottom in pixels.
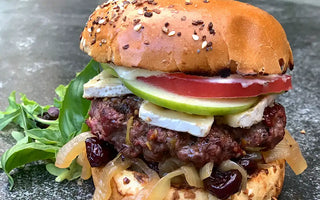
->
137, 73, 292, 98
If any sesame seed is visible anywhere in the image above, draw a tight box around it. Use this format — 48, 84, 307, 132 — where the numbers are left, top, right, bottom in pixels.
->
144, 40, 150, 45
91, 38, 96, 45
133, 19, 141, 25
96, 28, 101, 33
177, 32, 181, 37
134, 23, 142, 31
123, 44, 129, 49
165, 22, 170, 27
207, 41, 213, 47
168, 31, 176, 36
202, 41, 207, 49
203, 0, 209, 2
101, 39, 107, 44
181, 16, 187, 21
192, 20, 204, 26
144, 11, 153, 17
98, 19, 106, 24
82, 39, 86, 47
192, 34, 199, 41
138, 10, 144, 15
87, 27, 92, 33
153, 9, 161, 14
185, 0, 192, 5
202, 35, 206, 41
162, 26, 169, 33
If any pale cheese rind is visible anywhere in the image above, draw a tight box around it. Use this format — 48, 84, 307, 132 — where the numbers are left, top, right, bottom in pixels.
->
83, 70, 132, 98
223, 95, 277, 128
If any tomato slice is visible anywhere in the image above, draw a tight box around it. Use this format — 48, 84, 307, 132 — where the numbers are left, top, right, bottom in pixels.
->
137, 73, 292, 98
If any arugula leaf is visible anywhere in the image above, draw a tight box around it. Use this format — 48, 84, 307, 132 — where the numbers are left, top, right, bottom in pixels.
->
0, 92, 51, 131
11, 131, 25, 142
1, 143, 60, 189
59, 59, 100, 143
26, 128, 64, 147
0, 109, 21, 130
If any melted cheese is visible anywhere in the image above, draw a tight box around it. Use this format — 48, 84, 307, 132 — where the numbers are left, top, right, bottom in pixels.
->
139, 101, 214, 137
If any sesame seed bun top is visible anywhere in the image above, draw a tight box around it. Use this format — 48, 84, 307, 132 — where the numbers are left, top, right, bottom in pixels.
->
80, 0, 294, 75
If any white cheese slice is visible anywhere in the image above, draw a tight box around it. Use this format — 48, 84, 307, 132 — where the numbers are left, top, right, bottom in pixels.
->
83, 70, 132, 98
139, 101, 214, 137
223, 95, 277, 128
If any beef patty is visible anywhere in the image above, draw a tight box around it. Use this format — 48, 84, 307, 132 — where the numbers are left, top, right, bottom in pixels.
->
87, 95, 286, 167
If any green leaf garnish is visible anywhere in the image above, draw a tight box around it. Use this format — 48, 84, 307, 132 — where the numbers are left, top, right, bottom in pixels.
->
59, 59, 100, 143
0, 59, 100, 189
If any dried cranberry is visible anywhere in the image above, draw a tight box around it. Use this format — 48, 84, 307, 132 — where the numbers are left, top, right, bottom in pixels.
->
236, 154, 260, 175
203, 169, 242, 200
85, 137, 117, 167
237, 159, 257, 175
48, 107, 59, 120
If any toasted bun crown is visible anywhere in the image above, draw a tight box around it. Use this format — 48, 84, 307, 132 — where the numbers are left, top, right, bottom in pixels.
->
80, 0, 294, 75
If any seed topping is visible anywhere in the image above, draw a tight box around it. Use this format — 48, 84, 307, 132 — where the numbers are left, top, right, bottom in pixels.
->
192, 34, 199, 41
192, 20, 204, 26
122, 44, 130, 50
144, 11, 153, 17
134, 23, 142, 31
168, 31, 176, 36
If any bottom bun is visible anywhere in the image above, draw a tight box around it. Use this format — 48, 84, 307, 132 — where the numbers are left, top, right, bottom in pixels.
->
93, 160, 285, 200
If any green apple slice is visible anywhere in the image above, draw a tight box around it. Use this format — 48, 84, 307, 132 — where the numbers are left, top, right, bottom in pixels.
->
121, 78, 258, 116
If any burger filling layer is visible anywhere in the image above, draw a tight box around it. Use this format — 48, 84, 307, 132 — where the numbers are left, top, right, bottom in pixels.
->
86, 95, 286, 167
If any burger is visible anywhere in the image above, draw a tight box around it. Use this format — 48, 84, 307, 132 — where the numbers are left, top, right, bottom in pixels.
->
55, 0, 307, 199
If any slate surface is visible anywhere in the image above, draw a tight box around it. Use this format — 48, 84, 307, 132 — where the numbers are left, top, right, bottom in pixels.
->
0, 0, 319, 199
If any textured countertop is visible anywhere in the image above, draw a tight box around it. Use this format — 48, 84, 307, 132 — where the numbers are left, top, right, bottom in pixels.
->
0, 0, 319, 199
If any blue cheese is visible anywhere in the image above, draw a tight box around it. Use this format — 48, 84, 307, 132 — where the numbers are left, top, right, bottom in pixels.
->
83, 70, 132, 98
139, 101, 214, 137
223, 95, 277, 128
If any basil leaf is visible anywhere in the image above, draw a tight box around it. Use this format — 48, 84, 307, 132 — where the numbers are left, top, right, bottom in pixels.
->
59, 59, 100, 143
1, 143, 59, 189
26, 128, 64, 147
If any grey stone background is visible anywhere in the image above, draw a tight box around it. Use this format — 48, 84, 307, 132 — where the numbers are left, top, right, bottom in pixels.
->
0, 0, 319, 199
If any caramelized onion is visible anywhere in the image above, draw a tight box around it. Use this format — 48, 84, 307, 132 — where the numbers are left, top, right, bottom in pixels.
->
158, 157, 185, 177
126, 116, 133, 145
55, 131, 94, 168
147, 169, 184, 200
181, 165, 203, 188
200, 162, 214, 180
131, 158, 160, 200
92, 155, 131, 200
262, 130, 307, 175
76, 150, 92, 180
147, 165, 203, 200
218, 160, 247, 191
